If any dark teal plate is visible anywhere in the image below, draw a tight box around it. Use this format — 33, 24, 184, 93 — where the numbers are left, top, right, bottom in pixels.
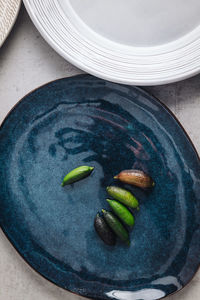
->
0, 75, 200, 300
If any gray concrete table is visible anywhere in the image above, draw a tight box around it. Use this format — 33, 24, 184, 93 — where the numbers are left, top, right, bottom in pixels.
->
0, 5, 200, 300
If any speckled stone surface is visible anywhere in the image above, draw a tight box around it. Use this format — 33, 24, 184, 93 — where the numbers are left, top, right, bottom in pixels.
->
0, 5, 200, 300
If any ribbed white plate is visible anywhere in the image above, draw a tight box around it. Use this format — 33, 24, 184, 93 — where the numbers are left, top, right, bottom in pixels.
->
24, 0, 200, 86
0, 0, 21, 47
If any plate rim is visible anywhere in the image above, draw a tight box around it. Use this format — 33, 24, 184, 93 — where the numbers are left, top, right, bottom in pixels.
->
0, 74, 200, 300
0, 0, 21, 47
23, 0, 200, 86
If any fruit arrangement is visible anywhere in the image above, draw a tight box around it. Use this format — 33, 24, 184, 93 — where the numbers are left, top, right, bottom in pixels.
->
62, 166, 155, 247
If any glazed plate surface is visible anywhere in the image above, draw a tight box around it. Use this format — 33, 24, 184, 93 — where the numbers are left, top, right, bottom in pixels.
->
0, 75, 200, 300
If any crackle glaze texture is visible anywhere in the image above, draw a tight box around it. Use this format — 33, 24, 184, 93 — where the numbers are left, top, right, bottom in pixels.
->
0, 75, 200, 300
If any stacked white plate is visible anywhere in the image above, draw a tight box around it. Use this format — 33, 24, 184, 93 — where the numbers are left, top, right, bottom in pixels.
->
24, 0, 200, 85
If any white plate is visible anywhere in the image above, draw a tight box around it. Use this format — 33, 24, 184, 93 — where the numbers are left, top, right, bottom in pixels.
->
24, 0, 200, 86
0, 0, 21, 47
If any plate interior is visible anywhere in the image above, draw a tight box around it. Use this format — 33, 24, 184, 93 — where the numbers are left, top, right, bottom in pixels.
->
62, 0, 200, 46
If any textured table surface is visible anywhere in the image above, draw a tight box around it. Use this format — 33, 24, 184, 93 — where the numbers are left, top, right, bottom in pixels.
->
0, 5, 200, 300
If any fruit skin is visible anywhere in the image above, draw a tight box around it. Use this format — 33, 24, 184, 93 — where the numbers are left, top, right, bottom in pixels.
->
94, 213, 116, 246
61, 166, 94, 186
102, 210, 130, 245
114, 169, 155, 189
106, 186, 139, 209
107, 199, 135, 227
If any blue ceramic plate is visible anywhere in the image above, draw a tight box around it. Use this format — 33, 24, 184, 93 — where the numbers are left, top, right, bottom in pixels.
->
0, 75, 200, 300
